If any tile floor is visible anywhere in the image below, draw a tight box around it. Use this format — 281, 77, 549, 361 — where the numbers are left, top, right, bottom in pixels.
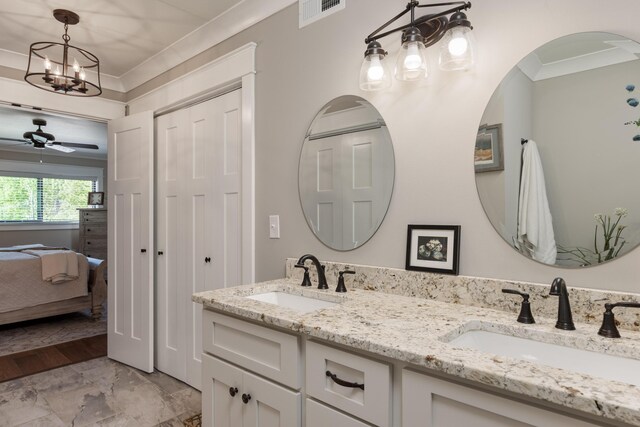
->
0, 357, 201, 426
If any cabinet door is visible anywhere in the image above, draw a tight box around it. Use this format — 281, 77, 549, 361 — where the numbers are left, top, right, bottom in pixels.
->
243, 371, 301, 427
202, 354, 243, 427
402, 369, 600, 427
306, 399, 369, 427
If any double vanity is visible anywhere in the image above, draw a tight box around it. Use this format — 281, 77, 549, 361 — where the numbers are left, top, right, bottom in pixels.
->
194, 260, 640, 427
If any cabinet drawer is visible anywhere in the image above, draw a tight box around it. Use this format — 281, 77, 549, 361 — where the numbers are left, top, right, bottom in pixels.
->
202, 310, 301, 389
82, 210, 107, 223
306, 399, 370, 427
306, 340, 391, 427
81, 225, 107, 237
82, 238, 107, 251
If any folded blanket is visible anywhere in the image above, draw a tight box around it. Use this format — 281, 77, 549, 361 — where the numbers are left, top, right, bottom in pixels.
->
22, 250, 79, 284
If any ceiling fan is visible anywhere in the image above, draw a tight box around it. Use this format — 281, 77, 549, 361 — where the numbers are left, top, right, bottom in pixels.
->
0, 118, 100, 153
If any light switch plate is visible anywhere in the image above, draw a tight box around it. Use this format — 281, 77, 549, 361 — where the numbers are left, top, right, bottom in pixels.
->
269, 215, 280, 239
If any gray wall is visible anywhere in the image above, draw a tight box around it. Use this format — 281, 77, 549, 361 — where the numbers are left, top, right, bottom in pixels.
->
127, 0, 640, 293
0, 149, 107, 250
533, 61, 640, 252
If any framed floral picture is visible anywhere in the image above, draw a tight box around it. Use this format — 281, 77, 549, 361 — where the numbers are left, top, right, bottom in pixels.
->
475, 123, 503, 172
405, 225, 461, 275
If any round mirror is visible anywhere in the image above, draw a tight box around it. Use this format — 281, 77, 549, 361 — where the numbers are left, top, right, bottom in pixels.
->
476, 32, 640, 267
299, 95, 395, 250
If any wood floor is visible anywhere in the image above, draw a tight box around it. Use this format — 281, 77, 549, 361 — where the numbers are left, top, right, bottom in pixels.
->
0, 334, 107, 382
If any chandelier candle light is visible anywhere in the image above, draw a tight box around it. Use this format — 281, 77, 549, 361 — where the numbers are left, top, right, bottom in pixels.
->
24, 9, 102, 97
359, 1, 476, 91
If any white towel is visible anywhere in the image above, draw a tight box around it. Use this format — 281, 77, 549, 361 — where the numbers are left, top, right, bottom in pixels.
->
517, 140, 557, 264
23, 250, 79, 284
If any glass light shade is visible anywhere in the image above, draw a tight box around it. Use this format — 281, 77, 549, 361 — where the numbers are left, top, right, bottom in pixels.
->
359, 53, 392, 91
395, 40, 428, 81
439, 26, 476, 71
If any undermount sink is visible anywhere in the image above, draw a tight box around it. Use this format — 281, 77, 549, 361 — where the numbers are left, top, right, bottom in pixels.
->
245, 291, 339, 313
448, 330, 640, 387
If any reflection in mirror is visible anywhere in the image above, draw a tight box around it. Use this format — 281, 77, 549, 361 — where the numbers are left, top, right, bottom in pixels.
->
299, 95, 395, 250
476, 32, 640, 267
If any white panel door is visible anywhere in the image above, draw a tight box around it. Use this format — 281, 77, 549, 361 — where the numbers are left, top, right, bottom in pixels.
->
186, 89, 243, 388
243, 371, 301, 427
341, 129, 394, 248
154, 90, 243, 388
202, 354, 243, 427
108, 111, 154, 373
298, 136, 342, 247
155, 109, 188, 380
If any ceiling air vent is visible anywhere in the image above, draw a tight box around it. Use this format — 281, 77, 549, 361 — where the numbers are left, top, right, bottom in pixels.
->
299, 0, 345, 28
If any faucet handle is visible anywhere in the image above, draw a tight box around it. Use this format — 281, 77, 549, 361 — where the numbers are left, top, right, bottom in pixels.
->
502, 289, 535, 324
335, 269, 355, 293
598, 302, 640, 338
294, 264, 312, 287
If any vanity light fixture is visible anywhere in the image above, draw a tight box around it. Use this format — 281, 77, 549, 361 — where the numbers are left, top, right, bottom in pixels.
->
24, 9, 102, 97
359, 1, 475, 91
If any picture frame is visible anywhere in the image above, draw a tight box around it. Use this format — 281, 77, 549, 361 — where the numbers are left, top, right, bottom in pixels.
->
474, 123, 504, 172
405, 225, 461, 275
88, 191, 105, 206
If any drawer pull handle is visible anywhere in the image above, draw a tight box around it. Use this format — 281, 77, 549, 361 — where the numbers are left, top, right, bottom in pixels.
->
241, 393, 251, 404
229, 387, 238, 397
326, 370, 365, 390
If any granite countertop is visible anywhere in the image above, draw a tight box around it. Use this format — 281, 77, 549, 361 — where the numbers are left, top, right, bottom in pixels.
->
194, 280, 640, 426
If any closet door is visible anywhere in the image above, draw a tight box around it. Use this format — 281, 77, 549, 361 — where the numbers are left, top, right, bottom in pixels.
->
155, 109, 188, 381
107, 111, 154, 373
186, 89, 243, 388
154, 90, 243, 388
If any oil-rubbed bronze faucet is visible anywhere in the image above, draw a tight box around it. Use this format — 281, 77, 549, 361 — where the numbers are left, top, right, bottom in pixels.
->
598, 302, 640, 338
295, 254, 328, 289
549, 278, 575, 330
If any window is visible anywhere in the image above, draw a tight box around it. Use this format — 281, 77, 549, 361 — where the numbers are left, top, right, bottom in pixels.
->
0, 160, 103, 228
0, 176, 96, 223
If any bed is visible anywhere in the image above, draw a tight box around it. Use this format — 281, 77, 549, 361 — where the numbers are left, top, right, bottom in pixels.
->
0, 245, 106, 325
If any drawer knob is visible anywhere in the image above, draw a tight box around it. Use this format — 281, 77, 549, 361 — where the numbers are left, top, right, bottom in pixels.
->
241, 393, 251, 404
326, 370, 365, 390
87, 228, 91, 232
205, 257, 211, 263
87, 241, 91, 245
229, 387, 238, 397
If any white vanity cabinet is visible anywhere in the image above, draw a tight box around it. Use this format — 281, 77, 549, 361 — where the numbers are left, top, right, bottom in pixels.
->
202, 354, 300, 427
201, 310, 302, 427
402, 369, 601, 427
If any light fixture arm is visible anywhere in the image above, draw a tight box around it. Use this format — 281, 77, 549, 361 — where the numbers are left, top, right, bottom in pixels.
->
364, 1, 471, 44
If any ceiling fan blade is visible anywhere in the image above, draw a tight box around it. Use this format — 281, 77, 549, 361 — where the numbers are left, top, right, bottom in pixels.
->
0, 136, 27, 143
53, 141, 100, 150
46, 144, 75, 153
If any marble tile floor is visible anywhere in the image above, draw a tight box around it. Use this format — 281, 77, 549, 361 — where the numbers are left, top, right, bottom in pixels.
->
0, 356, 201, 426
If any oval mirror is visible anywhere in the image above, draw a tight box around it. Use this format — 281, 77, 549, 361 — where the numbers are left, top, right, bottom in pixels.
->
299, 95, 395, 250
476, 32, 640, 267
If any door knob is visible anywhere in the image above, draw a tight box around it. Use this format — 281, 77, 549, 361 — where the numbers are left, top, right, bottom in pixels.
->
229, 387, 238, 397
205, 257, 211, 263
241, 393, 251, 404
158, 251, 164, 255
141, 249, 147, 253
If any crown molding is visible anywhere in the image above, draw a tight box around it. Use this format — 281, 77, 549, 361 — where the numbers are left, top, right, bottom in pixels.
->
119, 0, 295, 92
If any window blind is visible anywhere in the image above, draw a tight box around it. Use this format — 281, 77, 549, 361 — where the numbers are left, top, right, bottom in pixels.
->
0, 175, 96, 223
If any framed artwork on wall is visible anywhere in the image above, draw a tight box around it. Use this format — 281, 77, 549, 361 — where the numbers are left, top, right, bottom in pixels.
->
405, 224, 461, 275
475, 123, 504, 172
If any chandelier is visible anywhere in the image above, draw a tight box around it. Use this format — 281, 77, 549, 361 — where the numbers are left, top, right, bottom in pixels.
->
24, 9, 102, 97
359, 1, 476, 91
